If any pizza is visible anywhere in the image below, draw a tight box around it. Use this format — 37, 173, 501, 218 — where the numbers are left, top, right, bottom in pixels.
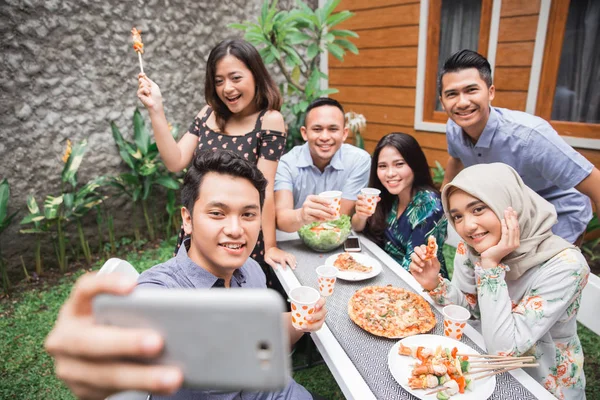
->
348, 286, 436, 338
334, 252, 372, 273
423, 236, 438, 261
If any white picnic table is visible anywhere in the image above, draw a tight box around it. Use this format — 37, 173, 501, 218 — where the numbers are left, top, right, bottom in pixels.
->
275, 231, 555, 400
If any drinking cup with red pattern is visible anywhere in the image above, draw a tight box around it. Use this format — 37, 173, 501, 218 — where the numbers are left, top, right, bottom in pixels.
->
360, 188, 381, 214
319, 190, 342, 220
316, 265, 338, 297
289, 286, 320, 329
442, 304, 470, 340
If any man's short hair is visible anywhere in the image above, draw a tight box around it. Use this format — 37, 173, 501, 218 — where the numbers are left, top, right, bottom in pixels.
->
181, 150, 268, 215
304, 97, 345, 126
438, 49, 493, 96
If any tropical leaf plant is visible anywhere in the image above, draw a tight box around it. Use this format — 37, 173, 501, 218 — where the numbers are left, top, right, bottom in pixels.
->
0, 178, 19, 293
432, 161, 445, 187
20, 140, 106, 271
231, 0, 359, 149
109, 109, 180, 241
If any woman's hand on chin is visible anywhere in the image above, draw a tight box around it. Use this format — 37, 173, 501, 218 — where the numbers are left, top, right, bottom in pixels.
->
480, 207, 520, 269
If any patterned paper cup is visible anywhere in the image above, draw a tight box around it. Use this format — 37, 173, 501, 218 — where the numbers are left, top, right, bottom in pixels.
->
289, 286, 320, 329
319, 190, 342, 220
316, 265, 338, 297
443, 304, 470, 340
360, 188, 381, 214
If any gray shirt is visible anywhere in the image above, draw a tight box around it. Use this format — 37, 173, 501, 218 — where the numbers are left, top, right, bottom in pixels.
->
274, 142, 371, 208
137, 242, 312, 400
447, 107, 593, 242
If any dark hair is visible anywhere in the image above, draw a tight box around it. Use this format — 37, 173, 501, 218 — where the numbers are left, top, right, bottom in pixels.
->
438, 49, 493, 96
303, 97, 345, 126
363, 133, 438, 246
181, 150, 268, 216
205, 38, 282, 132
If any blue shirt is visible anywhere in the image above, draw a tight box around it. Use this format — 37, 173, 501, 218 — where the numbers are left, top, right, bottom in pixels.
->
137, 242, 312, 400
274, 143, 371, 208
446, 107, 593, 243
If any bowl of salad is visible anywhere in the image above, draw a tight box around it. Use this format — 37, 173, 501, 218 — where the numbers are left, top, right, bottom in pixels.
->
298, 215, 351, 252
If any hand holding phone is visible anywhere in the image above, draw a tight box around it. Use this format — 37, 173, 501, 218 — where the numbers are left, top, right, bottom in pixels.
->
93, 288, 291, 391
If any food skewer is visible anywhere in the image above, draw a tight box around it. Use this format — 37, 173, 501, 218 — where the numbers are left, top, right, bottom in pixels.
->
131, 27, 144, 74
424, 363, 540, 395
457, 353, 530, 359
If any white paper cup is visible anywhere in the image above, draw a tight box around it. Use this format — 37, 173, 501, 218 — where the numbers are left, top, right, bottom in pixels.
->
316, 265, 338, 297
360, 188, 381, 214
289, 286, 320, 329
319, 190, 342, 220
443, 304, 470, 340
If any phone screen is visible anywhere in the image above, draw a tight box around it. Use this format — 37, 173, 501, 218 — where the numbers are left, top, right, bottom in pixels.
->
344, 237, 361, 250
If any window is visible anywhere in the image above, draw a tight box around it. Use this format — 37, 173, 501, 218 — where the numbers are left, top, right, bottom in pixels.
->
423, 0, 493, 123
537, 0, 600, 138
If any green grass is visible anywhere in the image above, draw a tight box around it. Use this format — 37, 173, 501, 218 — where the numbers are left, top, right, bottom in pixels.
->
0, 242, 597, 399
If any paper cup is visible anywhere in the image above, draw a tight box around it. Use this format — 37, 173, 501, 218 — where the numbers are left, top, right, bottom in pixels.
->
442, 305, 470, 340
289, 286, 320, 329
319, 190, 342, 220
316, 265, 338, 297
360, 188, 381, 214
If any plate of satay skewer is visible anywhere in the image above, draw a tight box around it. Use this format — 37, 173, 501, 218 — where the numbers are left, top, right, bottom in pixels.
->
388, 334, 538, 399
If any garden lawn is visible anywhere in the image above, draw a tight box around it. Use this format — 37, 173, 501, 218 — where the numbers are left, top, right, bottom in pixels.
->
1, 242, 598, 399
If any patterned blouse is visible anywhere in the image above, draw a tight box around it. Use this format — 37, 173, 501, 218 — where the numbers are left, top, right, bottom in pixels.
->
174, 108, 287, 265
383, 189, 448, 277
429, 242, 589, 400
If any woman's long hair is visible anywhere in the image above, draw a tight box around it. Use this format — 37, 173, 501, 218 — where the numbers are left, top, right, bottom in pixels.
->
205, 38, 282, 132
364, 133, 438, 245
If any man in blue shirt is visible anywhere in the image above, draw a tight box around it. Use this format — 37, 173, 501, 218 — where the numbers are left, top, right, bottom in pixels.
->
45, 151, 327, 400
275, 98, 371, 232
439, 50, 600, 244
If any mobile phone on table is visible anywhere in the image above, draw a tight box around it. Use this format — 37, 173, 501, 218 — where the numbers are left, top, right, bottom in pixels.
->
93, 288, 290, 391
344, 235, 362, 252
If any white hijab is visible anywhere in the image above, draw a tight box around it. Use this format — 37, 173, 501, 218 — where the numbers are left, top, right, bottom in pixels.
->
441, 163, 574, 280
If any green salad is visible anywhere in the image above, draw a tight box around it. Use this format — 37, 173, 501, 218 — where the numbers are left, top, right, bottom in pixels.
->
298, 214, 352, 252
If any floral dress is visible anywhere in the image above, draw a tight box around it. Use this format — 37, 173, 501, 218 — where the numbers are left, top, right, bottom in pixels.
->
428, 242, 589, 400
174, 107, 287, 267
383, 189, 448, 277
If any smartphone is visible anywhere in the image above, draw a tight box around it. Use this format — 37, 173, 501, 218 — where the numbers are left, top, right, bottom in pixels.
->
344, 235, 362, 252
93, 288, 290, 391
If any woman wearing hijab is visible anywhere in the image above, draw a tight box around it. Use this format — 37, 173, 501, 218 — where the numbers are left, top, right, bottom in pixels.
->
410, 163, 589, 400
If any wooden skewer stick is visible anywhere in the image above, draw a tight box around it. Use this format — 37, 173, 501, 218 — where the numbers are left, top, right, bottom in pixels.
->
425, 386, 449, 396
469, 362, 539, 373
468, 356, 535, 363
458, 353, 528, 359
470, 358, 535, 367
138, 52, 144, 74
474, 364, 539, 380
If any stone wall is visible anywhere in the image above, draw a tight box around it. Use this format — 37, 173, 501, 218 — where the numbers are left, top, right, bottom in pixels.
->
0, 0, 317, 274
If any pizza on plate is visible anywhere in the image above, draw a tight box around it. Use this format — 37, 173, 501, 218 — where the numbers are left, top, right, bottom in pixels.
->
334, 252, 372, 273
348, 286, 436, 338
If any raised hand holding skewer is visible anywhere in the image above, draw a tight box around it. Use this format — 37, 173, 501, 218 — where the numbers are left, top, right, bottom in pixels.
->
131, 27, 144, 74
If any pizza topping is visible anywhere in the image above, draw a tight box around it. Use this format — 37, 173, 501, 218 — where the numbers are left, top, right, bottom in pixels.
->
334, 252, 372, 273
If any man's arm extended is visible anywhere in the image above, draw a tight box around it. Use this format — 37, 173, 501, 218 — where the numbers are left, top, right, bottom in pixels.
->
441, 156, 464, 188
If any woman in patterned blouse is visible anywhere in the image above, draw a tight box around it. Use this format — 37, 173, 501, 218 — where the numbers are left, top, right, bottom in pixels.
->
410, 163, 589, 400
352, 133, 448, 277
137, 38, 296, 279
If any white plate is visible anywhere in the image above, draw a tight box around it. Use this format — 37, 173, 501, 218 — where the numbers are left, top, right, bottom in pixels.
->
324, 252, 382, 281
388, 334, 496, 400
